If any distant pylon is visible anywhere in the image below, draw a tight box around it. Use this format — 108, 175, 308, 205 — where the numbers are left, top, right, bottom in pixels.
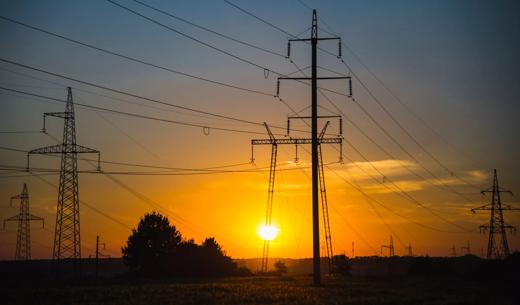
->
381, 235, 395, 257
461, 240, 471, 255
3, 184, 44, 260
27, 87, 100, 274
450, 245, 456, 257
405, 243, 413, 256
471, 169, 518, 259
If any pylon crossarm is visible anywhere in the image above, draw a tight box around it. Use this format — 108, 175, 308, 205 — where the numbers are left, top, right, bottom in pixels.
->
27, 213, 44, 223
9, 195, 20, 206
471, 204, 492, 212
252, 137, 342, 145
42, 111, 73, 132
28, 144, 63, 155
3, 215, 20, 229
27, 144, 101, 170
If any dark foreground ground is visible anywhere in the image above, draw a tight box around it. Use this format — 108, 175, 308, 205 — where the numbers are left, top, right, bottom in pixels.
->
1, 275, 517, 305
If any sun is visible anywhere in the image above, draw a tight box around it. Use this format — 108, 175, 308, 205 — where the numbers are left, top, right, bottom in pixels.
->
258, 224, 279, 241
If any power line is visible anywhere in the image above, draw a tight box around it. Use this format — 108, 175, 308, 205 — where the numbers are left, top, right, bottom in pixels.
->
286, 57, 472, 231
222, 0, 479, 192
32, 173, 133, 230
341, 59, 480, 191
131, 0, 286, 58
223, 0, 295, 37
105, 1, 346, 98
0, 58, 320, 135
0, 15, 273, 98
0, 85, 274, 136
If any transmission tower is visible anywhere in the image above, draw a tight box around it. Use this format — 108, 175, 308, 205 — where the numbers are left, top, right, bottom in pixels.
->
380, 235, 395, 257
450, 245, 457, 257
3, 184, 44, 260
471, 169, 518, 259
461, 240, 471, 255
405, 243, 413, 257
27, 87, 100, 275
252, 121, 342, 273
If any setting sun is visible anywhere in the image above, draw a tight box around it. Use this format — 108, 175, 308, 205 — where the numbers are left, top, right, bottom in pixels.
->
258, 225, 279, 241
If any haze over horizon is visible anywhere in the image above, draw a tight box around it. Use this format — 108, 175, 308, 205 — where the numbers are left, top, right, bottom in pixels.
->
1, 0, 519, 260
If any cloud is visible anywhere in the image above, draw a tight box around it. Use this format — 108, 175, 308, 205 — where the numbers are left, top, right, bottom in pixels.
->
327, 159, 491, 195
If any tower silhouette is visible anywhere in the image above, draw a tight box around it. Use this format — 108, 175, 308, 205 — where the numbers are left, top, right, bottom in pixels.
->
28, 87, 100, 274
381, 235, 395, 257
3, 184, 44, 260
471, 169, 518, 259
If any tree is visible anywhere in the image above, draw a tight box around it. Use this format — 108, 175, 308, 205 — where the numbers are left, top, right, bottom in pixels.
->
122, 211, 182, 275
274, 260, 287, 276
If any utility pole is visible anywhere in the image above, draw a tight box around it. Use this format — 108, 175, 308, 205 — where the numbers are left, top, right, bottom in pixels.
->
381, 235, 395, 257
278, 9, 347, 285
351, 241, 354, 258
89, 235, 106, 278
450, 245, 457, 257
27, 87, 100, 277
461, 240, 471, 255
3, 184, 44, 260
471, 169, 518, 259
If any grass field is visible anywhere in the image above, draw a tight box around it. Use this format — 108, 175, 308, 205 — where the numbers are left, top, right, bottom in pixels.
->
2, 275, 517, 305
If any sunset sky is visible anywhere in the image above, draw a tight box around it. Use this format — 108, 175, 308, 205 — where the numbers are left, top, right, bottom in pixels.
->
1, 0, 519, 260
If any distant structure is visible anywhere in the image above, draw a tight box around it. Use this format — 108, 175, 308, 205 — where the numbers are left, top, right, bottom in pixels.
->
381, 235, 395, 257
89, 235, 107, 278
3, 184, 44, 260
450, 245, 457, 257
471, 169, 518, 259
351, 241, 355, 258
405, 243, 413, 256
461, 240, 471, 255
27, 87, 100, 275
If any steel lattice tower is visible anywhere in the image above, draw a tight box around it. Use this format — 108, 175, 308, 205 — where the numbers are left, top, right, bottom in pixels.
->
471, 169, 518, 259
27, 87, 100, 271
3, 183, 44, 260
381, 235, 395, 257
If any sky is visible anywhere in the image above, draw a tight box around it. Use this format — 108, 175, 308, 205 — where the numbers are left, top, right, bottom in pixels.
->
0, 0, 519, 260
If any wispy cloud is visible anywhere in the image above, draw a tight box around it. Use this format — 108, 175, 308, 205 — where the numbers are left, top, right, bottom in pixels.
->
327, 159, 490, 194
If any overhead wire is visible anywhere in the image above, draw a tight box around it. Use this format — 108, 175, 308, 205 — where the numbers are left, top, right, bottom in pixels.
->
224, 0, 480, 192
131, 0, 287, 58
286, 58, 473, 232
0, 15, 274, 98
0, 85, 277, 136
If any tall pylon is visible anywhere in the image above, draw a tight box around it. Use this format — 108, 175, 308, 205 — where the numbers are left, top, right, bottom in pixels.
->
27, 87, 100, 274
471, 169, 518, 259
3, 184, 44, 260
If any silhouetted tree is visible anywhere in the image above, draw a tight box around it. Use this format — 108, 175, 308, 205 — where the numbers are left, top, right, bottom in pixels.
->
200, 237, 237, 276
122, 213, 242, 277
122, 211, 182, 275
274, 260, 287, 276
